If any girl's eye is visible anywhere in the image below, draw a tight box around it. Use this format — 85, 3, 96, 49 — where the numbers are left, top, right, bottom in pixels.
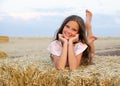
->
72, 29, 77, 32
65, 25, 69, 28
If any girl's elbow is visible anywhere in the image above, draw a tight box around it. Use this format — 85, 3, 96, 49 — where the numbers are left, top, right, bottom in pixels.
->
56, 65, 65, 70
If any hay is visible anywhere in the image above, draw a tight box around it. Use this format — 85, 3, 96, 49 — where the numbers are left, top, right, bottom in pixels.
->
0, 36, 9, 43
0, 55, 120, 86
0, 51, 8, 58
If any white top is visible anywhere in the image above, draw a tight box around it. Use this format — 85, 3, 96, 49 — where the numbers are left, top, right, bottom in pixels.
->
48, 40, 88, 56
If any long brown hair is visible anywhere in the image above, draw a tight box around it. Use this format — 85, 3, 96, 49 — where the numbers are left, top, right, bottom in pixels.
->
55, 15, 92, 65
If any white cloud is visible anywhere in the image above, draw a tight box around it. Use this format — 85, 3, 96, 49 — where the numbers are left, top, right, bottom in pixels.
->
7, 12, 65, 21
0, 0, 120, 20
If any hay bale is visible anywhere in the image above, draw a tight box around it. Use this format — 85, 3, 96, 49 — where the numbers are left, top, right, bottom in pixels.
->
0, 36, 9, 42
0, 51, 8, 58
0, 55, 120, 86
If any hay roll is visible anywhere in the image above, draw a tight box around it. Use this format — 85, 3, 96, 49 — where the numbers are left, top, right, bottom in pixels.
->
0, 36, 9, 42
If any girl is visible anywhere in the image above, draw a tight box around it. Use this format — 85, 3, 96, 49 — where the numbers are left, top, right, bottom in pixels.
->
48, 10, 97, 70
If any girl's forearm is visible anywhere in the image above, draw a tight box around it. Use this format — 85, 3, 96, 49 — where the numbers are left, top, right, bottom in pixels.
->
56, 42, 68, 70
68, 41, 78, 70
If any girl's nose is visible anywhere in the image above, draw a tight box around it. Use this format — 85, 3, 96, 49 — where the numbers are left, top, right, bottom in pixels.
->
67, 29, 72, 33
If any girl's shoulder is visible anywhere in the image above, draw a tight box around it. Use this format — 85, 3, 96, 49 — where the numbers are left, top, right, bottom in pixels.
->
74, 42, 88, 50
50, 40, 61, 45
49, 40, 62, 48
74, 42, 88, 55
48, 40, 62, 56
75, 41, 87, 46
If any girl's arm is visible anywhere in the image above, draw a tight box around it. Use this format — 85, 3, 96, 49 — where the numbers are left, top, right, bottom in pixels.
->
52, 42, 67, 70
52, 34, 68, 70
68, 41, 82, 70
68, 34, 82, 70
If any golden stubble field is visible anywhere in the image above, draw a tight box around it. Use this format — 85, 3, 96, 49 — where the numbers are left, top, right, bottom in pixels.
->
0, 37, 120, 57
0, 37, 120, 86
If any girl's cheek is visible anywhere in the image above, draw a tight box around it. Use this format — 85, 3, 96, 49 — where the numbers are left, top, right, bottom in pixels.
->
72, 32, 77, 36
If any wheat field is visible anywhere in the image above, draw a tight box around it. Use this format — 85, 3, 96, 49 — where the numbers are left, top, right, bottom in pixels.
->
0, 37, 120, 86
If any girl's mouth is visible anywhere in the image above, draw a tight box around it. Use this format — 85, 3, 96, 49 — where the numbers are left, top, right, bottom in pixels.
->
63, 32, 73, 39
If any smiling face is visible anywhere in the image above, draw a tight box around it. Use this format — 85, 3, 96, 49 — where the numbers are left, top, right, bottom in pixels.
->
62, 21, 79, 40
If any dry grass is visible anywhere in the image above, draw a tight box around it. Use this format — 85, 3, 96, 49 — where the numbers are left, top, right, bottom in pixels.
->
0, 51, 8, 58
0, 37, 120, 86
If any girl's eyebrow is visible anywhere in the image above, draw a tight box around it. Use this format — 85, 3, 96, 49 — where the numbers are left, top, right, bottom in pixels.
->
73, 28, 77, 31
65, 24, 69, 27
72, 28, 78, 32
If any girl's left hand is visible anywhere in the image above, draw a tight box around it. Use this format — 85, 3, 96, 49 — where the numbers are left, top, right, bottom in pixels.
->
69, 34, 79, 43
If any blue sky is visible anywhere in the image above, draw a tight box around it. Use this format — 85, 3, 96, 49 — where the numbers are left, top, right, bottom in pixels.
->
0, 0, 120, 37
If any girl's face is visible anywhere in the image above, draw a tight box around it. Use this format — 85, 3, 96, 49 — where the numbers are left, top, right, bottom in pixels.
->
62, 21, 79, 40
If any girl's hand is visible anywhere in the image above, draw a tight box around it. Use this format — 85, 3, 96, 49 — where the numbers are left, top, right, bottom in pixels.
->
69, 34, 79, 43
58, 34, 67, 43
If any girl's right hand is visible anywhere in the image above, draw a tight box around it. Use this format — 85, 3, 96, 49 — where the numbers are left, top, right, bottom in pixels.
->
58, 34, 67, 43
